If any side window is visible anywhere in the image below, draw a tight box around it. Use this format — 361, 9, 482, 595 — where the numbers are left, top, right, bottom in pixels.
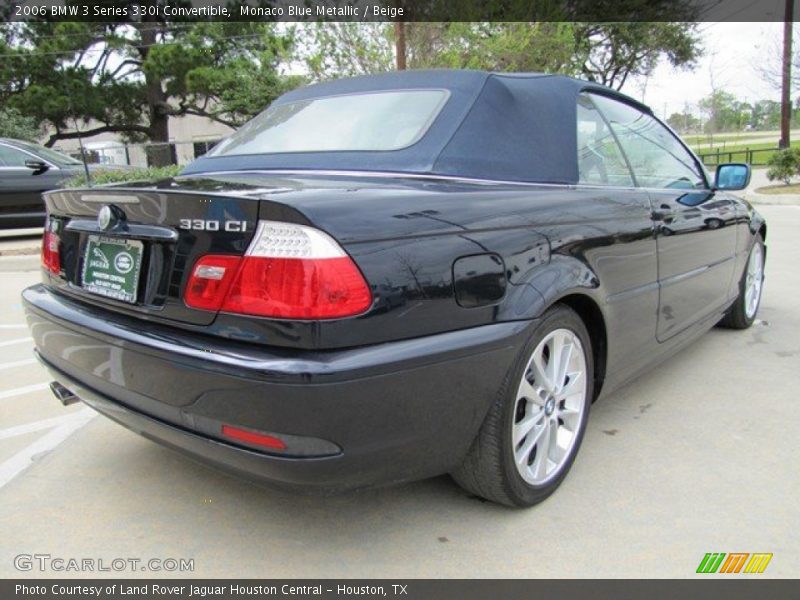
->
590, 93, 707, 190
0, 145, 29, 167
576, 94, 634, 187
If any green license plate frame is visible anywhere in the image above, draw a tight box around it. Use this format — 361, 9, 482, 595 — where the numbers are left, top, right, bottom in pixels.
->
81, 235, 144, 304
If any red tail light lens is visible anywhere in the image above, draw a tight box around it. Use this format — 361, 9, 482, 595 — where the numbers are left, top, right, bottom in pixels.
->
42, 231, 60, 275
184, 255, 242, 311
222, 256, 371, 319
183, 220, 372, 319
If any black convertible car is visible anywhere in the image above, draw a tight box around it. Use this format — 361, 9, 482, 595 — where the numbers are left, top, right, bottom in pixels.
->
24, 71, 765, 507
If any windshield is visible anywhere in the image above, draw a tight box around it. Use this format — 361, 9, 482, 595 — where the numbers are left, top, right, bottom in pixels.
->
208, 90, 449, 156
12, 140, 83, 167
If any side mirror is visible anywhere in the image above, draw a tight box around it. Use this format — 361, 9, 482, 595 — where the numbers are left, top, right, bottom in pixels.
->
714, 163, 750, 191
24, 159, 49, 173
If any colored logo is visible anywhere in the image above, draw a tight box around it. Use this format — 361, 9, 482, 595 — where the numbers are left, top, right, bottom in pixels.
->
114, 252, 134, 274
696, 552, 772, 574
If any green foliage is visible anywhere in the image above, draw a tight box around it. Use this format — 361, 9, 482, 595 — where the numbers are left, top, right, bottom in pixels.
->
300, 21, 700, 91
408, 23, 576, 73
750, 100, 782, 131
0, 18, 298, 151
766, 148, 800, 185
0, 106, 42, 141
303, 23, 394, 80
666, 111, 702, 134
699, 91, 753, 134
64, 165, 183, 188
572, 22, 701, 89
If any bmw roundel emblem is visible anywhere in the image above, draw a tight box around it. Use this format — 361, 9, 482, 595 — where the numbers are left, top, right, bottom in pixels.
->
98, 205, 116, 230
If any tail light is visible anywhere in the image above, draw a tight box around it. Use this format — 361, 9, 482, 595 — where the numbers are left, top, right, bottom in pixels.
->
184, 220, 372, 319
42, 230, 60, 275
184, 255, 242, 311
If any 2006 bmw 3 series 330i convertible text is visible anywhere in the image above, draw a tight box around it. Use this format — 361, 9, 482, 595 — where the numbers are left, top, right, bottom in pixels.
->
24, 71, 766, 507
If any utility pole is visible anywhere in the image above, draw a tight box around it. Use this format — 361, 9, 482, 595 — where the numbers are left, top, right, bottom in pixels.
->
394, 22, 406, 71
779, 0, 794, 148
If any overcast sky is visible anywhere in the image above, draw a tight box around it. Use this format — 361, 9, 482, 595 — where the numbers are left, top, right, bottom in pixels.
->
630, 22, 786, 118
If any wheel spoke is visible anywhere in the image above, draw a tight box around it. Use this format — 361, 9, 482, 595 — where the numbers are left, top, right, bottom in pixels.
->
531, 351, 555, 393
560, 369, 583, 398
530, 423, 551, 477
513, 407, 543, 446
515, 420, 546, 466
546, 332, 564, 392
518, 377, 544, 406
559, 406, 581, 431
556, 338, 573, 392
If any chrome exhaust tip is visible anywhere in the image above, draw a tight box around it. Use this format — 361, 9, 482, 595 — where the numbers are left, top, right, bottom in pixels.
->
50, 381, 79, 406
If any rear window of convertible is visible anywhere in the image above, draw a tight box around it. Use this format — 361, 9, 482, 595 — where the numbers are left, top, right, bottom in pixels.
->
208, 90, 449, 156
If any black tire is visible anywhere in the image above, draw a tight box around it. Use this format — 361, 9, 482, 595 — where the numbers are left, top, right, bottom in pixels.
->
720, 235, 765, 330
450, 305, 594, 507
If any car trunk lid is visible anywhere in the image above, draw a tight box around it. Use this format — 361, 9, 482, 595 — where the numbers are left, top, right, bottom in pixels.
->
43, 186, 265, 326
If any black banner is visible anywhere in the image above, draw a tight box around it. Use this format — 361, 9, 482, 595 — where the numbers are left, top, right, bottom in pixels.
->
3, 580, 799, 600
2, 0, 796, 23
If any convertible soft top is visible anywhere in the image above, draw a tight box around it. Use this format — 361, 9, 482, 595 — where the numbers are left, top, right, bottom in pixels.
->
182, 69, 651, 184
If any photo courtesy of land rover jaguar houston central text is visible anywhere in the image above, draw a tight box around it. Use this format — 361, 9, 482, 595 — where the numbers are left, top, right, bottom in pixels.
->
24, 71, 766, 507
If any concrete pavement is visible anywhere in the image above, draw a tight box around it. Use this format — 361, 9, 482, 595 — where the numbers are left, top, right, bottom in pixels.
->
0, 206, 797, 578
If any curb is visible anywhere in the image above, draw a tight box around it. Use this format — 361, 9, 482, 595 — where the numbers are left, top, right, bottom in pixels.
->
744, 193, 800, 206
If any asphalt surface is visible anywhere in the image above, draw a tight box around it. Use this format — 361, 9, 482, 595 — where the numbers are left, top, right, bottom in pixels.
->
0, 205, 797, 579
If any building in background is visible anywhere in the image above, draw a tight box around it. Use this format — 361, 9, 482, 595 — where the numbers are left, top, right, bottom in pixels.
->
48, 114, 234, 168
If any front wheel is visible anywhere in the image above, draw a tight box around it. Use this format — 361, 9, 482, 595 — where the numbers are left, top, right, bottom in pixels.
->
451, 305, 593, 507
720, 235, 765, 329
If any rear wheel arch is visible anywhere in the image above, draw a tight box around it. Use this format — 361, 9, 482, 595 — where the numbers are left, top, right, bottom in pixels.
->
551, 293, 608, 402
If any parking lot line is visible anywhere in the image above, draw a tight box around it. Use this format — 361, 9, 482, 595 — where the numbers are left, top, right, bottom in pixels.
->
0, 383, 50, 400
0, 358, 37, 371
0, 412, 89, 441
0, 337, 32, 348
0, 408, 95, 489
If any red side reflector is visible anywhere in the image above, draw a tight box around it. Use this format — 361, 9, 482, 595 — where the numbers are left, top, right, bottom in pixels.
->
42, 231, 60, 274
221, 424, 287, 450
184, 255, 242, 311
221, 256, 372, 319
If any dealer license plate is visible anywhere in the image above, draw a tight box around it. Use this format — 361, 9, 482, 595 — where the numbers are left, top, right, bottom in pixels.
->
81, 235, 143, 304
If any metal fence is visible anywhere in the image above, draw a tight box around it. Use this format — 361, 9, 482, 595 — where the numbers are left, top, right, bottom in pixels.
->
697, 146, 780, 168
55, 139, 221, 169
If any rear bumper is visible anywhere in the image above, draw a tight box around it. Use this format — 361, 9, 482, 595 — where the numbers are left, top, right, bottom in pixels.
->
23, 284, 531, 490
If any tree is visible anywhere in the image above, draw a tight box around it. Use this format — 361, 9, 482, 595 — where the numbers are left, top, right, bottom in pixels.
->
300, 21, 700, 93
699, 90, 750, 133
406, 23, 576, 73
572, 23, 702, 90
751, 100, 782, 130
666, 110, 701, 134
0, 106, 42, 141
303, 23, 394, 81
0, 14, 298, 165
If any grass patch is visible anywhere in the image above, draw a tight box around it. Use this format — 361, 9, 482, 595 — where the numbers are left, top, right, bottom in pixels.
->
754, 183, 800, 195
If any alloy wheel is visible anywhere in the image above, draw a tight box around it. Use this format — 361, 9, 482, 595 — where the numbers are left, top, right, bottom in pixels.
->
512, 328, 588, 485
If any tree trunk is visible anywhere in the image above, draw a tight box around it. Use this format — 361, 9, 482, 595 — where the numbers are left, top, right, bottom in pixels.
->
135, 21, 174, 167
395, 22, 407, 71
780, 0, 793, 149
